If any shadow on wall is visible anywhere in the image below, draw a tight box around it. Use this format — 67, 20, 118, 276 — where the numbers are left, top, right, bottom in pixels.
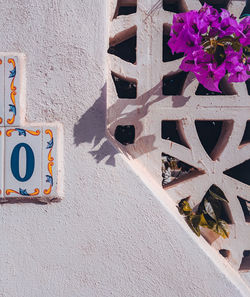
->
73, 83, 119, 167
73, 75, 194, 166
106, 81, 165, 159
107, 76, 193, 159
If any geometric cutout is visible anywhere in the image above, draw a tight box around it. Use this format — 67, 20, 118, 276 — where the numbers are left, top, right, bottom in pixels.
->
224, 160, 250, 186
115, 125, 135, 145
163, 25, 184, 62
196, 77, 237, 96
246, 79, 250, 95
202, 184, 233, 224
240, 121, 250, 146
162, 71, 188, 95
163, 0, 187, 12
162, 153, 203, 188
195, 121, 223, 158
219, 249, 230, 258
199, 0, 230, 11
195, 83, 223, 96
118, 5, 137, 16
240, 0, 250, 19
161, 120, 189, 148
239, 251, 250, 271
238, 197, 250, 223
4, 127, 42, 198
112, 72, 137, 99
115, 1, 137, 18
108, 35, 136, 64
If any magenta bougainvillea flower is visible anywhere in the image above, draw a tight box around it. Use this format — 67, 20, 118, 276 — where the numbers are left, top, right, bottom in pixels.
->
239, 17, 250, 46
168, 4, 250, 92
196, 63, 226, 92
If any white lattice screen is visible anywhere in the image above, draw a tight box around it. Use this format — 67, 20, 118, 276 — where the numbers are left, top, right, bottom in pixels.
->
107, 0, 250, 271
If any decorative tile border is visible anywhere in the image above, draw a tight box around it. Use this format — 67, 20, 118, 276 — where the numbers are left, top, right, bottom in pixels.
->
7, 58, 17, 125
6, 128, 41, 137
44, 129, 54, 195
4, 56, 20, 126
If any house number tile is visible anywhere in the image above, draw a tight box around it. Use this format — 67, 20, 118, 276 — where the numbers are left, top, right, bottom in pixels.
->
0, 54, 62, 201
5, 127, 42, 197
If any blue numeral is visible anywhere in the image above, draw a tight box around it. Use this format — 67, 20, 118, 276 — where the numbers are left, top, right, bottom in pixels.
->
11, 143, 35, 182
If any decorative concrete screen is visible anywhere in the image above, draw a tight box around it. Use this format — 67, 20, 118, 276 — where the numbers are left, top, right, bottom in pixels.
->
0, 54, 62, 203
107, 0, 250, 271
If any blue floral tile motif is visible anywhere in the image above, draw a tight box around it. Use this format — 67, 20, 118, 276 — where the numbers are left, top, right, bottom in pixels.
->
6, 188, 39, 196
9, 66, 16, 78
6, 128, 40, 137
15, 128, 26, 136
46, 175, 53, 187
47, 137, 54, 149
9, 104, 16, 116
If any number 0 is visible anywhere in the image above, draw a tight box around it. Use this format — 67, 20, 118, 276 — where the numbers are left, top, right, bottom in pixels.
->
11, 143, 35, 182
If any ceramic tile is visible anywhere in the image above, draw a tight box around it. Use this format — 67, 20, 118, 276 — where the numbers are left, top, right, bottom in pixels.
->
4, 56, 20, 126
5, 127, 42, 198
42, 127, 57, 197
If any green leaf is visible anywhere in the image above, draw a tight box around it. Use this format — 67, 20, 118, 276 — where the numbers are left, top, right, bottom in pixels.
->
169, 159, 178, 170
214, 220, 229, 239
205, 217, 216, 230
199, 213, 208, 227
231, 41, 242, 52
209, 198, 222, 220
205, 46, 216, 55
191, 214, 201, 227
186, 215, 201, 236
209, 189, 228, 203
178, 199, 192, 216
178, 189, 230, 239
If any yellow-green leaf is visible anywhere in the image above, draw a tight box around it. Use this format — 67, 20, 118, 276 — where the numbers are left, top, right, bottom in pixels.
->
186, 216, 201, 237
199, 213, 208, 227
178, 199, 192, 215
217, 220, 229, 239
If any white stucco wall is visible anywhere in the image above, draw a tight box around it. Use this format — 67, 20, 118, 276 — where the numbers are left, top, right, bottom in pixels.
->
0, 0, 249, 296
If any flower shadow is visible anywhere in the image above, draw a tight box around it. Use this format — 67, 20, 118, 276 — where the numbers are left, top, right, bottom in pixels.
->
74, 75, 193, 166
73, 83, 119, 166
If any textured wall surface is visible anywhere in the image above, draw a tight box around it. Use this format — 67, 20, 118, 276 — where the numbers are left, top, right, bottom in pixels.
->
0, 0, 249, 296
